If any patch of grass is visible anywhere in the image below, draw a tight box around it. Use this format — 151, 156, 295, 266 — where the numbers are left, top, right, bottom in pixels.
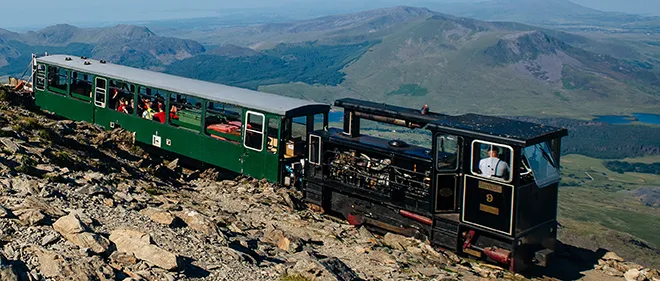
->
12, 117, 42, 133
553, 91, 569, 102
559, 154, 660, 248
145, 186, 161, 195
279, 273, 312, 281
387, 84, 428, 96
37, 129, 55, 143
50, 150, 76, 167
15, 155, 37, 175
0, 87, 8, 101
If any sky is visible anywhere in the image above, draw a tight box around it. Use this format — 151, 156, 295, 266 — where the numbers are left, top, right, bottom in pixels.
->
2, 0, 658, 31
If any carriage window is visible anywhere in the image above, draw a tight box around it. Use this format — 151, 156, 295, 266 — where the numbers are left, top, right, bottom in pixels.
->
472, 141, 513, 183
437, 134, 459, 171
522, 141, 560, 188
267, 118, 279, 154
205, 101, 243, 144
169, 93, 201, 131
94, 78, 106, 107
70, 71, 93, 102
35, 64, 46, 91
292, 116, 307, 141
109, 80, 135, 114
138, 86, 167, 122
245, 112, 264, 151
47, 65, 67, 94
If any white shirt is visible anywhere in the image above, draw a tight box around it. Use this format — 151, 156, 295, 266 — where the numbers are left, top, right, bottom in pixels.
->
479, 157, 510, 179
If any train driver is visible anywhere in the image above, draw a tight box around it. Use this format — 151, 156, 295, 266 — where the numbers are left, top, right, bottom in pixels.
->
479, 147, 510, 180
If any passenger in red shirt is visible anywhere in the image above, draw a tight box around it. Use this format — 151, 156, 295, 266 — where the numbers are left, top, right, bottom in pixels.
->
153, 108, 166, 124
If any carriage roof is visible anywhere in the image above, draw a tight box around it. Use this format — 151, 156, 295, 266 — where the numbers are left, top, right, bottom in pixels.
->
37, 54, 329, 116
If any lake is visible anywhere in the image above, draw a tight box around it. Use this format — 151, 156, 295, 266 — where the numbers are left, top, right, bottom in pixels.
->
594, 113, 660, 125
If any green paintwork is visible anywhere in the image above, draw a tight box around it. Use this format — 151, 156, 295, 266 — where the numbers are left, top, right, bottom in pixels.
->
32, 62, 325, 184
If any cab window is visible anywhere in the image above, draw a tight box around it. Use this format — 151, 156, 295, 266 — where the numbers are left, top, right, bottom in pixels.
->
522, 141, 560, 188
267, 118, 279, 154
292, 116, 307, 141
313, 113, 325, 131
472, 141, 513, 182
437, 134, 459, 171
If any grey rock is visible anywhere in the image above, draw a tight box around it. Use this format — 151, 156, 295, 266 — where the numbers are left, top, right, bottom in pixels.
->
41, 233, 59, 246
12, 208, 46, 226
0, 205, 8, 218
109, 228, 179, 270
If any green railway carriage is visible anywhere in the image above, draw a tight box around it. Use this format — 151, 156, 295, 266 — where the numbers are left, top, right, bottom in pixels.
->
32, 54, 330, 184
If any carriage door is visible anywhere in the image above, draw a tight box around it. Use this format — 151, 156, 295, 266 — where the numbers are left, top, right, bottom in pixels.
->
92, 77, 107, 123
242, 111, 266, 179
434, 134, 462, 212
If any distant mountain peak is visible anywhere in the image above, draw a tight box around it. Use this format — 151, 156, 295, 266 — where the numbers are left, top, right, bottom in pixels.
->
110, 24, 155, 38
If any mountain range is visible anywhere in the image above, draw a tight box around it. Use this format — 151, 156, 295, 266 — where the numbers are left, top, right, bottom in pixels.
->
163, 6, 660, 118
0, 24, 204, 74
416, 0, 660, 31
1, 5, 659, 118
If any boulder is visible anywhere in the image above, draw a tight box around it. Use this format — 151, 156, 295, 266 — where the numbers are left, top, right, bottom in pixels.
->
139, 208, 176, 226
109, 252, 138, 267
602, 251, 625, 262
109, 228, 179, 270
53, 213, 87, 235
625, 269, 641, 281
53, 214, 110, 254
383, 233, 416, 251
12, 208, 46, 226
175, 209, 219, 236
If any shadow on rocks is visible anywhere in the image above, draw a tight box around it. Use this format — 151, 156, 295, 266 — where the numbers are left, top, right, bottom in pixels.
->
7, 259, 31, 281
523, 241, 604, 280
178, 256, 210, 278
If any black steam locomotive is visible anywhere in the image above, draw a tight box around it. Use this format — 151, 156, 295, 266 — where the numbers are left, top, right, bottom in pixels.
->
303, 98, 567, 272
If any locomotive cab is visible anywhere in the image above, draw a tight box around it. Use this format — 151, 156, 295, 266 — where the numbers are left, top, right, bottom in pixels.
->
303, 98, 567, 272
429, 115, 567, 271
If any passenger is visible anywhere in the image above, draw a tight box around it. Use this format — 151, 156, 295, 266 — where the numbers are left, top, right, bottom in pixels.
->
420, 104, 429, 115
153, 107, 166, 124
142, 102, 155, 120
170, 105, 179, 120
117, 98, 128, 114
127, 99, 134, 114
111, 88, 120, 110
479, 147, 510, 180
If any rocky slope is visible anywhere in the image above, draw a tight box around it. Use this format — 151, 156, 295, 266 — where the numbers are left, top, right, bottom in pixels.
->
0, 86, 657, 281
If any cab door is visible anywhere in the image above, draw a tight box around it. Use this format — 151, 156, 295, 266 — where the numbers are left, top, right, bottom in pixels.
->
434, 134, 462, 212
262, 116, 281, 182
242, 111, 267, 179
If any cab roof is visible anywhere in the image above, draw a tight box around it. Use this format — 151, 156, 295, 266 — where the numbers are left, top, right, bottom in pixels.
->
427, 114, 568, 146
334, 98, 567, 146
37, 54, 329, 116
